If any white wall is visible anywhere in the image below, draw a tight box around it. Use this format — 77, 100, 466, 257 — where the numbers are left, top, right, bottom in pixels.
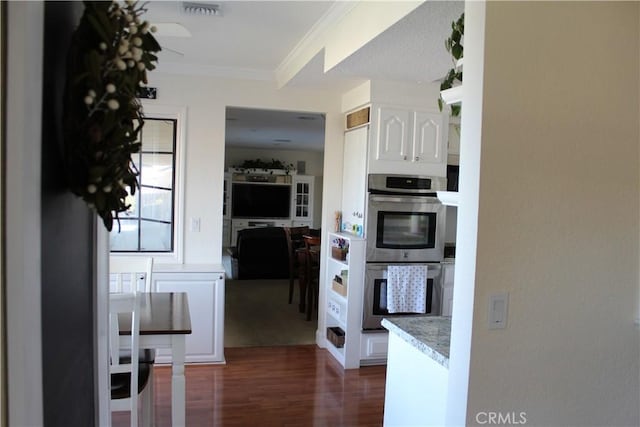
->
459, 2, 640, 426
144, 73, 344, 264
224, 147, 325, 177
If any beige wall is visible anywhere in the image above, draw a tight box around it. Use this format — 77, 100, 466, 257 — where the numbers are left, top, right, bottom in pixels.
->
143, 73, 344, 264
462, 2, 640, 426
224, 147, 325, 177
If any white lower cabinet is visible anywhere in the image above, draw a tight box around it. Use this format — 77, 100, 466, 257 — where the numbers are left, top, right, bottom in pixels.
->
152, 266, 225, 363
360, 332, 389, 363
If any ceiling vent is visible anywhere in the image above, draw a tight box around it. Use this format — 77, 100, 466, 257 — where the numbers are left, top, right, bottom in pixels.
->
182, 2, 222, 16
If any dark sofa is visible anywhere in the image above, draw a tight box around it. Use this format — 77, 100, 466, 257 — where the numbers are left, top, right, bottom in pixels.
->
230, 227, 290, 280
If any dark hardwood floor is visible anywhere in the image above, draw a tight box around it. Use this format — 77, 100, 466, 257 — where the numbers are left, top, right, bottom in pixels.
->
113, 345, 387, 426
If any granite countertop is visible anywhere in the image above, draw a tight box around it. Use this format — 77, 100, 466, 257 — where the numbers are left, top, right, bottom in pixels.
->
382, 316, 451, 369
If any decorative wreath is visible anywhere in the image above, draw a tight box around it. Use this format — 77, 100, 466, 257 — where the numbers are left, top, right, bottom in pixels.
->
63, 0, 161, 231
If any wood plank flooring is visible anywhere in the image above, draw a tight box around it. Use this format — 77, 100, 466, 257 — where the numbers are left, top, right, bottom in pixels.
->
112, 345, 387, 426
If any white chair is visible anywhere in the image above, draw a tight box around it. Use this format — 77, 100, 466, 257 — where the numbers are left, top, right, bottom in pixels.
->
109, 293, 153, 427
110, 257, 154, 293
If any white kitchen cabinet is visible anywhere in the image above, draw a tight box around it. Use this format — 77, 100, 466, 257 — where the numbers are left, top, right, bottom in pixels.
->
341, 127, 368, 234
369, 105, 448, 177
371, 107, 410, 163
442, 262, 455, 317
324, 232, 366, 369
360, 332, 389, 363
152, 265, 225, 363
291, 175, 314, 225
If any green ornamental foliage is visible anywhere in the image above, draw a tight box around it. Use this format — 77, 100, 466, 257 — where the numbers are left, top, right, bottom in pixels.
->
234, 159, 295, 174
438, 12, 464, 117
63, 0, 161, 231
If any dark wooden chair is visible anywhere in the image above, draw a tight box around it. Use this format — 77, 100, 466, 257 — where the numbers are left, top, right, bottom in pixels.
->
284, 226, 310, 310
303, 234, 321, 321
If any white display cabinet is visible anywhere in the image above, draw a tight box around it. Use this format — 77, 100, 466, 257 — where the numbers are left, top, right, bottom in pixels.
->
323, 232, 366, 369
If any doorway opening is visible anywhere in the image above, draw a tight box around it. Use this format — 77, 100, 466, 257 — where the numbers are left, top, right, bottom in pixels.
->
222, 106, 325, 348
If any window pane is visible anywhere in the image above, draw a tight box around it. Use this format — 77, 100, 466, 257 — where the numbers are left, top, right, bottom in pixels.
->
140, 187, 172, 222
110, 116, 177, 254
120, 188, 139, 217
141, 153, 173, 189
142, 119, 175, 152
110, 219, 139, 250
140, 220, 172, 251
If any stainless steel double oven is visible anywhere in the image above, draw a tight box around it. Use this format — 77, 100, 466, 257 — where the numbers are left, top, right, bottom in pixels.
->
363, 174, 446, 330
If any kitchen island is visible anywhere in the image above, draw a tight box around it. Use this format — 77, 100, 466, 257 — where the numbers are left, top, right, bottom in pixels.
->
382, 316, 451, 426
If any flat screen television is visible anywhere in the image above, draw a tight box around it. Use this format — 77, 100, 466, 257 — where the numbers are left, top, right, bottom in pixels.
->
232, 183, 291, 218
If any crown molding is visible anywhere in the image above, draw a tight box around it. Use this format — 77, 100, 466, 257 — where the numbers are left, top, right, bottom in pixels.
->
275, 1, 357, 88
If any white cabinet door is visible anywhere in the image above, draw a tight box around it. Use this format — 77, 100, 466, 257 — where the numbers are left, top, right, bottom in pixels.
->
412, 111, 447, 165
374, 107, 411, 162
153, 272, 225, 363
291, 175, 314, 223
341, 127, 368, 233
368, 105, 448, 177
360, 332, 389, 361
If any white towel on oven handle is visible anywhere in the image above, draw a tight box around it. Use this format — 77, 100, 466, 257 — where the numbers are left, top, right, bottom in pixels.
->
386, 265, 428, 313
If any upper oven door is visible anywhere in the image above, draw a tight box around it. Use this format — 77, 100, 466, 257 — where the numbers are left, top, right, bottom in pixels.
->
366, 194, 445, 263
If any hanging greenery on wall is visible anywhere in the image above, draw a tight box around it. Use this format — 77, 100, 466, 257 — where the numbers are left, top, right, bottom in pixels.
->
438, 12, 464, 117
63, 0, 161, 231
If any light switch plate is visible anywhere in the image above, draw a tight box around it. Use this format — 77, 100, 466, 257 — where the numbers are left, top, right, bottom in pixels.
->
488, 292, 508, 329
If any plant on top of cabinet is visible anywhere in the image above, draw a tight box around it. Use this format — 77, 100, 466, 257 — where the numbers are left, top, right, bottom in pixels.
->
233, 158, 295, 174
438, 12, 464, 117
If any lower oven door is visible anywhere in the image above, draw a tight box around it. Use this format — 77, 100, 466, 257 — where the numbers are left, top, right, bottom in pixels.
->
362, 262, 442, 331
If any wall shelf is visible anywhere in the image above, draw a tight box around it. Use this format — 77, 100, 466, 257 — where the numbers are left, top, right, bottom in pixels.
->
323, 232, 365, 369
440, 85, 463, 105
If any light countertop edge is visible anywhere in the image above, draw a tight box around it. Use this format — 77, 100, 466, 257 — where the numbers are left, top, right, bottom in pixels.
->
382, 316, 451, 369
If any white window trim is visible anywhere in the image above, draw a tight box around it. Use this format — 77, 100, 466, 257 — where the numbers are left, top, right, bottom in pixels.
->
110, 103, 187, 264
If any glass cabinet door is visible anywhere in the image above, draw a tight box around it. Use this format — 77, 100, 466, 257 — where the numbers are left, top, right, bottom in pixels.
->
292, 176, 313, 223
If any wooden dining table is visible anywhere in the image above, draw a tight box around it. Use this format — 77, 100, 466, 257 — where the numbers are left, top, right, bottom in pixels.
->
118, 292, 192, 427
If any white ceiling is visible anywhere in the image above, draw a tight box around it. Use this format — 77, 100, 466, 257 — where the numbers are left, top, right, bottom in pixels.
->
144, 0, 464, 151
225, 107, 326, 152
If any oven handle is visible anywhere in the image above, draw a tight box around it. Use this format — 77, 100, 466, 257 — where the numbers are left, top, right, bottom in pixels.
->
368, 194, 442, 204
